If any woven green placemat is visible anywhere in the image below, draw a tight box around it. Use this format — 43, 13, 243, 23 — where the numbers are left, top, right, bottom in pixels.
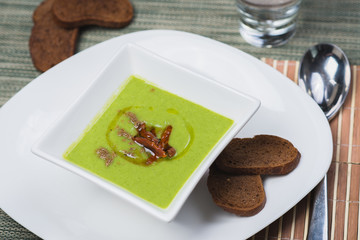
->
0, 0, 359, 238
0, 210, 40, 239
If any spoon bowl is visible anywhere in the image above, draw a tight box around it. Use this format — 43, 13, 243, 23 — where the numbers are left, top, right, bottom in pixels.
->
299, 43, 351, 120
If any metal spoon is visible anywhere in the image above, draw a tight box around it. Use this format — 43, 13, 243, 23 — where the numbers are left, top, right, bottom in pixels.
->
298, 43, 351, 240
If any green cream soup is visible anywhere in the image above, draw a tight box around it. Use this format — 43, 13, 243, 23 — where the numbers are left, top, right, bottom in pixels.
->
64, 76, 233, 208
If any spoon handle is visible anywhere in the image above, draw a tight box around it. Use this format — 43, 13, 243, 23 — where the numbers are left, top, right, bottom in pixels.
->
307, 175, 328, 240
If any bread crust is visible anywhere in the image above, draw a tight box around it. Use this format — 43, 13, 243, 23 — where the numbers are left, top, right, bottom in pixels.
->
29, 0, 78, 72
52, 0, 134, 28
207, 165, 266, 216
215, 135, 301, 175
207, 135, 300, 217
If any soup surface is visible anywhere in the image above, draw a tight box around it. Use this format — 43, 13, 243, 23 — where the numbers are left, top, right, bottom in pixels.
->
64, 76, 233, 208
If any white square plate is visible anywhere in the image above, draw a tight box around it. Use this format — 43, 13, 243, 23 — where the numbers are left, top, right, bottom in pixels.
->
31, 43, 260, 222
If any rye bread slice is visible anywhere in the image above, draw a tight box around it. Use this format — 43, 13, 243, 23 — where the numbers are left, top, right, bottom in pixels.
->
215, 135, 300, 175
207, 165, 266, 216
29, 0, 78, 72
52, 0, 134, 28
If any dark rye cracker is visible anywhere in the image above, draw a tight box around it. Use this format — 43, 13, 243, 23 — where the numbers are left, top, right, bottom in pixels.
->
215, 135, 301, 175
52, 0, 134, 28
207, 135, 300, 216
207, 165, 266, 216
29, 0, 78, 72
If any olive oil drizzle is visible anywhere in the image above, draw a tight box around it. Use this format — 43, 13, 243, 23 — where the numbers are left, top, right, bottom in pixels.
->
105, 106, 194, 166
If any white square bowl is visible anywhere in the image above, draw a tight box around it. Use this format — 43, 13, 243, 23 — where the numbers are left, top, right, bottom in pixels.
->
31, 43, 260, 222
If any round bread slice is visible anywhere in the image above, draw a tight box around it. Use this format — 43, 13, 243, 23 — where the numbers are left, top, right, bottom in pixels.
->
215, 135, 301, 175
207, 166, 266, 216
52, 0, 134, 28
29, 0, 78, 72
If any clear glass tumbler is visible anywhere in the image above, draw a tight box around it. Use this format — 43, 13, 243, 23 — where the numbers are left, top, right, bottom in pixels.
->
236, 0, 302, 48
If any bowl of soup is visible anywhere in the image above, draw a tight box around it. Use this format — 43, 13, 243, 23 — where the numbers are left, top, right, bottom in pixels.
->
32, 43, 260, 222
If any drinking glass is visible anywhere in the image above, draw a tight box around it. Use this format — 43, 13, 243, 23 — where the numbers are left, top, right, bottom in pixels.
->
236, 0, 302, 48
